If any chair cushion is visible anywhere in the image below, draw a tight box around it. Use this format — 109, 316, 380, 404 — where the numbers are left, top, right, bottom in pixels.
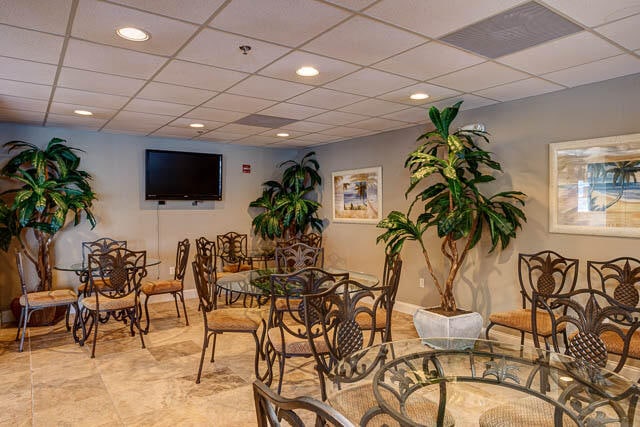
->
267, 327, 328, 355
330, 383, 455, 427
479, 396, 577, 427
222, 263, 252, 273
488, 309, 564, 336
77, 278, 110, 294
80, 293, 136, 311
207, 308, 262, 331
355, 308, 387, 330
20, 289, 77, 308
577, 329, 640, 359
141, 280, 182, 295
274, 297, 302, 311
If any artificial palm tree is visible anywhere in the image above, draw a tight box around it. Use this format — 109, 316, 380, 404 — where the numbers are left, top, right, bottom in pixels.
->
0, 138, 96, 291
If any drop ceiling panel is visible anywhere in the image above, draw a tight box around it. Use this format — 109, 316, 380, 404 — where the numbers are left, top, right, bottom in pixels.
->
63, 39, 166, 79
137, 82, 217, 105
302, 16, 426, 65
378, 83, 460, 105
0, 108, 45, 124
0, 79, 52, 100
294, 133, 342, 143
236, 135, 282, 145
57, 68, 145, 96
325, 68, 416, 97
0, 95, 48, 112
0, 0, 72, 34
151, 126, 202, 139
154, 60, 248, 91
422, 94, 499, 111
124, 98, 193, 116
0, 24, 64, 64
178, 28, 291, 73
183, 106, 247, 122
214, 123, 267, 135
198, 130, 247, 141
72, 0, 198, 56
227, 75, 313, 101
203, 94, 277, 113
366, 0, 526, 38
169, 117, 225, 131
373, 42, 485, 81
108, 0, 227, 24
49, 102, 118, 120
474, 77, 564, 101
429, 62, 528, 92
350, 116, 408, 131
307, 110, 368, 125
382, 107, 428, 123
325, 0, 378, 11
542, 54, 640, 87
595, 14, 640, 50
288, 88, 366, 109
258, 103, 327, 120
259, 129, 308, 139
53, 87, 129, 109
259, 51, 360, 85
498, 32, 622, 74
280, 121, 335, 132
210, 0, 350, 46
46, 113, 107, 130
539, 0, 640, 27
319, 126, 371, 137
339, 99, 408, 116
0, 57, 57, 85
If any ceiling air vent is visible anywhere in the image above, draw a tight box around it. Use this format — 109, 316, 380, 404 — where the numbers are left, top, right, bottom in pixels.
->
439, 1, 583, 58
233, 114, 298, 128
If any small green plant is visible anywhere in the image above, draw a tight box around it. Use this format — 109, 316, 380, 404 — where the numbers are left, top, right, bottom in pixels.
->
377, 102, 526, 313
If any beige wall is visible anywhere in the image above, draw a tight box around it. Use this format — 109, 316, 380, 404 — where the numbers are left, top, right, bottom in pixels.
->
0, 124, 295, 310
314, 73, 640, 320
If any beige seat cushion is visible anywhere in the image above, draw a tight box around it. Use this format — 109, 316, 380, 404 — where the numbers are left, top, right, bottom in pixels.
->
488, 308, 565, 336
274, 297, 302, 311
207, 308, 262, 331
20, 289, 77, 308
330, 383, 454, 427
573, 329, 640, 359
222, 263, 252, 273
141, 280, 182, 295
80, 293, 136, 311
267, 327, 328, 355
479, 396, 577, 427
356, 308, 387, 330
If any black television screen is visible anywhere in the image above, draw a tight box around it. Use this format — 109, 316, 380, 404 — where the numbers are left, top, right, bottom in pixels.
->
145, 149, 222, 200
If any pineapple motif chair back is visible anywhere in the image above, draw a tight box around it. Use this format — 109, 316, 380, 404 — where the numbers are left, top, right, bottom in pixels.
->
378, 253, 403, 341
87, 248, 147, 299
275, 243, 323, 273
587, 257, 640, 308
82, 237, 127, 266
174, 239, 190, 282
299, 232, 322, 248
275, 237, 302, 248
217, 232, 249, 271
192, 255, 215, 313
195, 237, 217, 278
519, 250, 579, 307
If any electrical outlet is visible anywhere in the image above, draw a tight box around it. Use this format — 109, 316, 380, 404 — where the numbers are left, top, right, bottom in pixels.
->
419, 278, 425, 288
169, 266, 175, 275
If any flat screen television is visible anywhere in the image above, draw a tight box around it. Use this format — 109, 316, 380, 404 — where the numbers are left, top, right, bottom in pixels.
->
145, 149, 223, 201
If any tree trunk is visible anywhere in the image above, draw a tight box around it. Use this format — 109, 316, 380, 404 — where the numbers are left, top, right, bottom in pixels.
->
35, 231, 53, 291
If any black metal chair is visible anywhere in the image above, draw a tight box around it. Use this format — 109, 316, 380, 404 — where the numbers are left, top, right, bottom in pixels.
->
78, 237, 127, 295
274, 243, 323, 273
217, 231, 252, 272
253, 380, 354, 427
299, 232, 322, 248
485, 250, 579, 345
141, 239, 190, 333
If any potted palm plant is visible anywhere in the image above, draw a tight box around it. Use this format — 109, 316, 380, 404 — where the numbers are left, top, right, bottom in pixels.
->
377, 102, 526, 342
250, 151, 323, 240
0, 138, 96, 323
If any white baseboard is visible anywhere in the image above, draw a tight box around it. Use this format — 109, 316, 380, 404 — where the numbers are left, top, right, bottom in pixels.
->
393, 300, 421, 316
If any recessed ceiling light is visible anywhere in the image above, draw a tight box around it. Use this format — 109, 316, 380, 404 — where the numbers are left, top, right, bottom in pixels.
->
410, 93, 429, 100
296, 66, 319, 77
116, 27, 150, 42
189, 123, 204, 128
74, 110, 93, 116
276, 132, 290, 137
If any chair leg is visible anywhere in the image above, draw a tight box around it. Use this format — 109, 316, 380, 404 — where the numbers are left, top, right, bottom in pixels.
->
520, 331, 525, 346
197, 331, 211, 384
133, 307, 146, 349
15, 306, 25, 341
143, 294, 151, 334
18, 307, 28, 352
251, 330, 261, 380
90, 312, 99, 358
178, 291, 189, 326
485, 322, 495, 340
65, 304, 71, 331
210, 333, 218, 363
276, 353, 285, 395
173, 293, 180, 318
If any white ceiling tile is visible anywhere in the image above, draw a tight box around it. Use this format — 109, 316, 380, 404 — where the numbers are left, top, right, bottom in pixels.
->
197, 130, 247, 141
259, 51, 360, 85
49, 102, 118, 120
339, 99, 408, 115
349, 116, 408, 131
378, 82, 460, 105
258, 103, 327, 120
125, 98, 193, 116
366, 0, 524, 38
72, 0, 198, 56
155, 60, 247, 91
227, 75, 313, 101
210, 0, 350, 46
288, 88, 365, 109
63, 39, 166, 79
0, 0, 72, 34
325, 0, 378, 11
183, 106, 247, 122
57, 68, 144, 96
543, 54, 640, 87
429, 62, 528, 92
319, 126, 371, 137
0, 108, 44, 124
203, 94, 277, 113
0, 95, 48, 112
0, 79, 52, 100
169, 117, 225, 130
303, 16, 426, 65
475, 77, 564, 101
280, 121, 335, 132
422, 94, 499, 112
46, 113, 107, 130
236, 135, 283, 146
307, 110, 368, 125
325, 68, 416, 96
53, 87, 129, 109
214, 123, 267, 135
373, 42, 486, 80
151, 126, 201, 139
137, 82, 216, 105
381, 107, 428, 123
540, 0, 640, 27
108, 0, 227, 24
294, 133, 341, 142
0, 57, 57, 85
498, 32, 622, 74
595, 14, 640, 50
109, 110, 173, 124
0, 24, 64, 64
269, 140, 316, 148
178, 28, 291, 73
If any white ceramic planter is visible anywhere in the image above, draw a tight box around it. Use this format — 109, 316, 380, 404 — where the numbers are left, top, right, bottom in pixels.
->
413, 308, 483, 349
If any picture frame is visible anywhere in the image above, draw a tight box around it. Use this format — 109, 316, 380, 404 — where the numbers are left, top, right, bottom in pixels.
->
332, 166, 382, 224
549, 133, 640, 238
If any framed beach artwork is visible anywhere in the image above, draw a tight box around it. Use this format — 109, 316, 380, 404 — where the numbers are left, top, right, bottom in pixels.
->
332, 166, 382, 224
549, 133, 640, 238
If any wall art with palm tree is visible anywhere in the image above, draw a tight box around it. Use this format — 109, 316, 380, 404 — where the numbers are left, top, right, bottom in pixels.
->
550, 133, 640, 237
332, 166, 382, 224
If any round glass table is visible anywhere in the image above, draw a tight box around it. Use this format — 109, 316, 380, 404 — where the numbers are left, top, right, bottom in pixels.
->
329, 338, 638, 426
55, 257, 161, 273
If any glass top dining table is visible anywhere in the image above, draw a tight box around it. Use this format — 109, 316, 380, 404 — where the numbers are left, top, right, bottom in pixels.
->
329, 338, 638, 426
55, 258, 161, 272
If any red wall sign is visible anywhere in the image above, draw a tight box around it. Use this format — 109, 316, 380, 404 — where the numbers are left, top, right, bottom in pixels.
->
242, 164, 251, 173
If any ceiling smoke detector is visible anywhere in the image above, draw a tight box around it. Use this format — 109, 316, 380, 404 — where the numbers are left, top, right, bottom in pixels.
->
239, 45, 252, 55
